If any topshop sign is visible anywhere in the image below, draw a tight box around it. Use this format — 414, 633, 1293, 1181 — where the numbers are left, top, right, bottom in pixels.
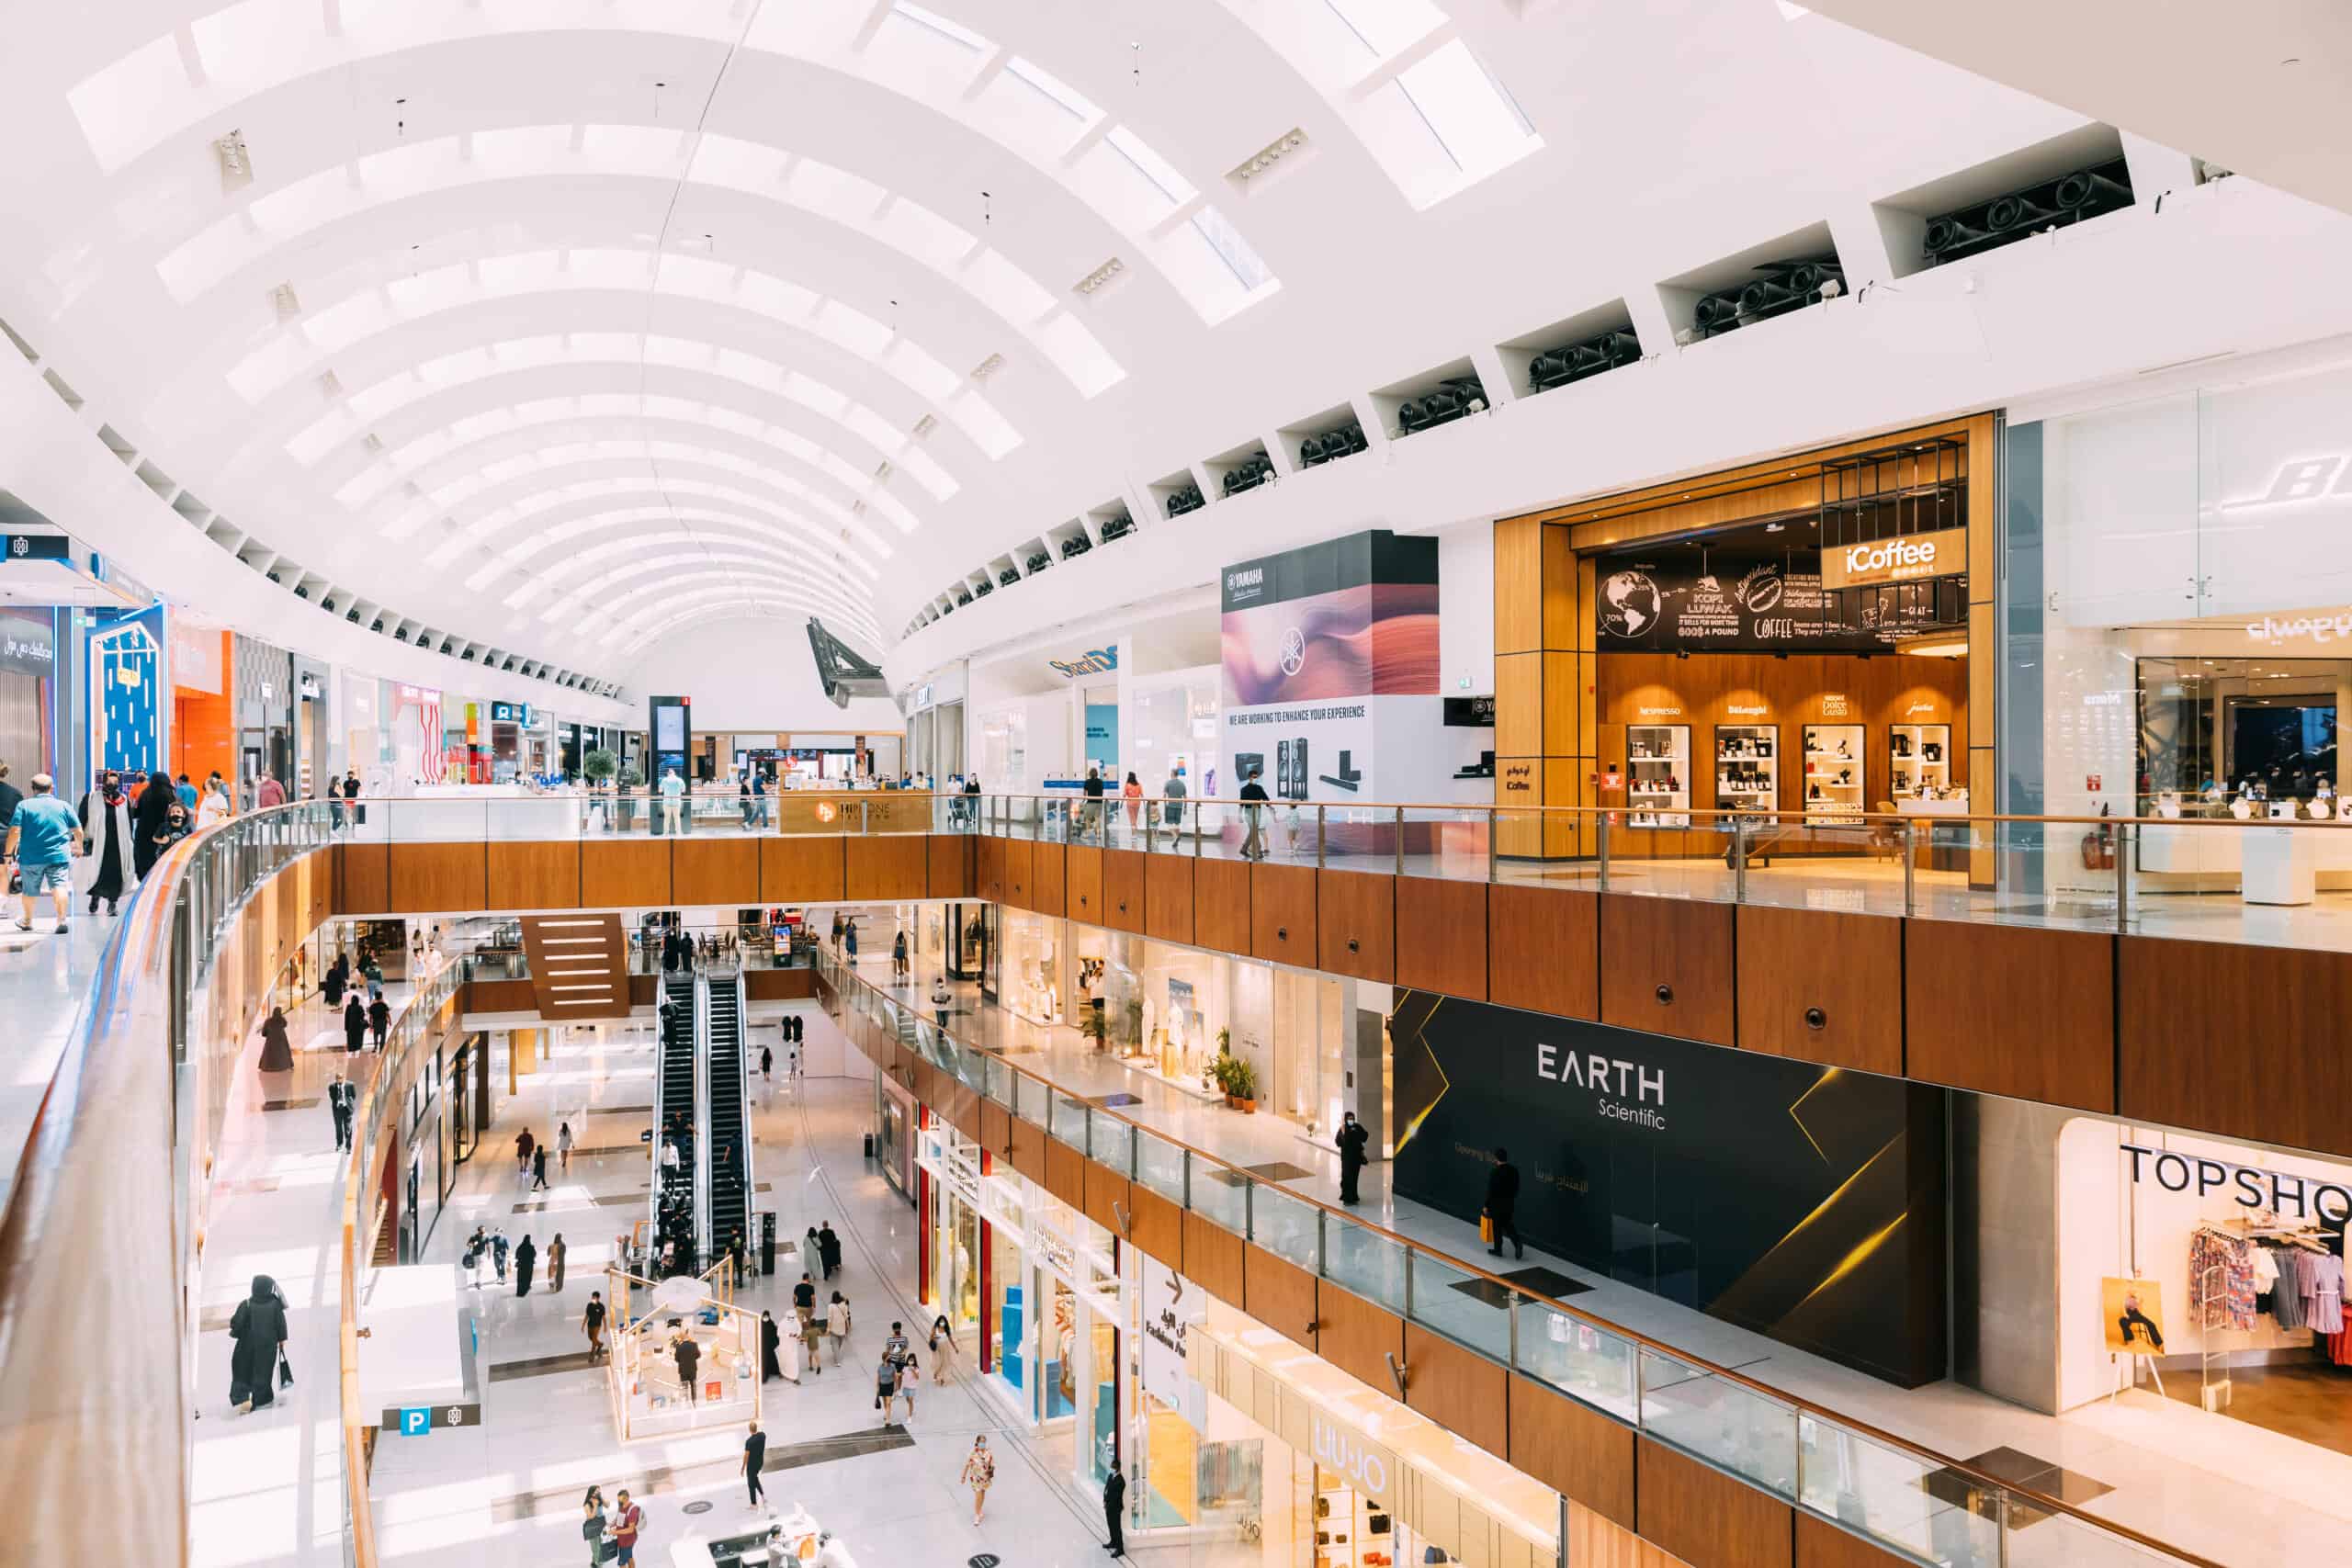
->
2122, 1142, 2352, 1223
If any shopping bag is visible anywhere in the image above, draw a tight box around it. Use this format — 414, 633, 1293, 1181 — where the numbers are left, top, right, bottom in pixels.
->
1479, 1211, 1496, 1247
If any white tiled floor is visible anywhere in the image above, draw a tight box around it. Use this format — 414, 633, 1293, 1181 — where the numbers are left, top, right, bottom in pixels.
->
831, 936, 2352, 1568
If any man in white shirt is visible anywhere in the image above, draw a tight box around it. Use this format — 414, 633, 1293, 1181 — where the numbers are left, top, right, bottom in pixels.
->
659, 768, 686, 836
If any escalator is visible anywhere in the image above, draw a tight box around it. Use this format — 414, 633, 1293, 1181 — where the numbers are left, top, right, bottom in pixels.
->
705, 970, 751, 1266
653, 972, 697, 1271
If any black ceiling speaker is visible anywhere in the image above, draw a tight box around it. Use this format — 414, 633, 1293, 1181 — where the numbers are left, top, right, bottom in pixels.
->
1220, 452, 1275, 497
1529, 329, 1640, 394
1300, 421, 1368, 468
1099, 513, 1136, 542
1396, 376, 1487, 435
1165, 482, 1205, 517
1922, 156, 2133, 268
972, 580, 992, 597
1026, 551, 1051, 574
998, 567, 1020, 587
1060, 534, 1093, 559
1690, 256, 1842, 340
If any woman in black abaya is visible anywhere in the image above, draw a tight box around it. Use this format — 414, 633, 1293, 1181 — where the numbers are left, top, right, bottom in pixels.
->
344, 994, 368, 1053
131, 770, 175, 879
228, 1274, 288, 1413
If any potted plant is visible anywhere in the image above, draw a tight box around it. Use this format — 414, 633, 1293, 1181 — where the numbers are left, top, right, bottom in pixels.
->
1078, 1004, 1109, 1052
1225, 1055, 1259, 1114
1122, 998, 1145, 1056
616, 764, 644, 830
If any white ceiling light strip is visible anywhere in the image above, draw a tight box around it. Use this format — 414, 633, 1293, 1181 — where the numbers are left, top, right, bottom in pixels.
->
78, 0, 1267, 330
224, 248, 1021, 459
153, 122, 1121, 396
474, 510, 877, 599
413, 474, 884, 579
286, 331, 954, 504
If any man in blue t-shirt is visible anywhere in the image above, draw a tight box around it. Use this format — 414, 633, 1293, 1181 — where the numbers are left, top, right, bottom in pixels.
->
5, 773, 85, 935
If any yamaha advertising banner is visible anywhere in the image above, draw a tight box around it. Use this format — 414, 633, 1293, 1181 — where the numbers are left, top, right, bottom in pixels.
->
1594, 547, 1960, 654
1391, 991, 1947, 1386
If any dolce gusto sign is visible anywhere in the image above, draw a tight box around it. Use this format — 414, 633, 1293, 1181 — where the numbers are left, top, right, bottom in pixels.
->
1391, 992, 1947, 1386
1819, 527, 1968, 591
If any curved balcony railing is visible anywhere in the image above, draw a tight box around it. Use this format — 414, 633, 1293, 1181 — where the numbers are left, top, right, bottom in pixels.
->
814, 942, 2211, 1568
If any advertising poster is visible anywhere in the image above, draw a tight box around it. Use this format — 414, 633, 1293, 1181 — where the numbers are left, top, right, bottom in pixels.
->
86, 604, 165, 777
1389, 989, 1948, 1386
1139, 1257, 1206, 1433
1594, 546, 1961, 653
2102, 1278, 2165, 1354
1219, 530, 1442, 806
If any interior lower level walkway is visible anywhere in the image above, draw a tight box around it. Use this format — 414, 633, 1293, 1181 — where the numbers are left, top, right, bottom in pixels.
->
837, 923, 2352, 1568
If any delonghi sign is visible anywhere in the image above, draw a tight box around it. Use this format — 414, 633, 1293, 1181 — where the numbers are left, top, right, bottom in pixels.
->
1818, 526, 1969, 591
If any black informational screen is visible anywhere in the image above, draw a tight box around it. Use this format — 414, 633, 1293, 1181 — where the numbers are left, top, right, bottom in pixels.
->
655, 707, 686, 751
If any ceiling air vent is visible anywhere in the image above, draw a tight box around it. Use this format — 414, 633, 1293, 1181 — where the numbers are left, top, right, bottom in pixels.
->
213, 130, 253, 193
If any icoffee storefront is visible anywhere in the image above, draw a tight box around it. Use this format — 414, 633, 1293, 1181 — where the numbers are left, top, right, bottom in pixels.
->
2004, 354, 2352, 909
1495, 416, 1995, 865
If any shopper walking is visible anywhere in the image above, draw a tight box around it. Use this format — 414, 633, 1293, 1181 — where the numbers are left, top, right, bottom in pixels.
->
752, 768, 771, 828
830, 910, 844, 948
761, 1310, 784, 1382
7, 773, 84, 934
581, 1489, 608, 1566
74, 770, 134, 916
843, 918, 858, 962
1484, 1145, 1524, 1260
1081, 766, 1105, 840
260, 1006, 296, 1074
130, 770, 175, 879
1161, 765, 1187, 829
802, 1305, 826, 1372
198, 774, 233, 829
818, 1221, 842, 1280
930, 973, 952, 1031
0, 761, 17, 833
794, 1270, 817, 1329
583, 1291, 607, 1360
761, 1043, 773, 1085
514, 1233, 537, 1296
959, 1436, 996, 1523
891, 928, 909, 982
1238, 767, 1270, 861
368, 993, 391, 1049
1103, 1456, 1127, 1556
609, 1490, 642, 1568
532, 1145, 550, 1192
517, 1127, 537, 1178
1336, 1111, 1369, 1205
558, 1120, 575, 1174
327, 1071, 355, 1150
874, 1350, 900, 1425
343, 994, 367, 1053
548, 1233, 568, 1292
828, 1292, 853, 1364
492, 1230, 510, 1282
257, 773, 286, 809
1122, 771, 1143, 835
928, 1314, 953, 1383
227, 1273, 289, 1414
674, 1328, 701, 1403
742, 1420, 769, 1511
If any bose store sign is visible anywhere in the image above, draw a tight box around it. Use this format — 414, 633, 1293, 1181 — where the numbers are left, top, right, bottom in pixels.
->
1818, 526, 1968, 591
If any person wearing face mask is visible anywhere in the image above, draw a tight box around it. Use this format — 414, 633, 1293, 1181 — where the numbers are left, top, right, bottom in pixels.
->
131, 770, 176, 879
76, 770, 138, 916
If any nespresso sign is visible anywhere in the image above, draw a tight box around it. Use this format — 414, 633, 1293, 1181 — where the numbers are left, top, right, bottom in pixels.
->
1820, 527, 1968, 590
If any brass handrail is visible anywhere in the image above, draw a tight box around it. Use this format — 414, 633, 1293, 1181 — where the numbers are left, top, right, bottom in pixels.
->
818, 949, 2221, 1568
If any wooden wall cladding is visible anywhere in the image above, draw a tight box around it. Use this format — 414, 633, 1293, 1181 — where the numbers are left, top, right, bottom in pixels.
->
1128, 1184, 1183, 1266
744, 968, 816, 1001
1404, 1323, 1509, 1461
584, 839, 672, 908
1023, 839, 1061, 917
913, 1061, 942, 1112
1193, 857, 1251, 954
1905, 920, 2114, 1111
1251, 863, 1318, 966
845, 835, 930, 900
1736, 905, 1903, 1075
1008, 1121, 1048, 1188
1082, 1157, 1131, 1237
1243, 1244, 1320, 1352
1795, 1515, 1916, 1568
1600, 895, 1735, 1046
1566, 1502, 1685, 1568
1315, 1279, 1406, 1395
977, 835, 1005, 903
672, 838, 760, 906
951, 1081, 983, 1143
464, 976, 539, 1014
1510, 1375, 1636, 1530
1145, 853, 1195, 945
1396, 875, 1487, 1000
1182, 1210, 1247, 1307
1001, 836, 1035, 910
337, 840, 390, 915
1317, 869, 1396, 983
1637, 1437, 1793, 1568
927, 833, 974, 899
485, 840, 580, 910
1488, 884, 1598, 1019
1065, 844, 1103, 922
1045, 1134, 1088, 1211
2119, 937, 2352, 1158
386, 842, 488, 914
1102, 849, 1147, 933
979, 1099, 1013, 1161
763, 835, 844, 904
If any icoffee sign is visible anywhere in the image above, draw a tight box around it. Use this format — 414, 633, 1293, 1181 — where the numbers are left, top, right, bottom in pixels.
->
1820, 527, 1968, 591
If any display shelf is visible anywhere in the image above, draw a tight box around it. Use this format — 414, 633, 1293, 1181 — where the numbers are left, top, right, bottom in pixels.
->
1625, 723, 1690, 829
1802, 723, 1864, 826
1890, 723, 1951, 799
1713, 723, 1779, 818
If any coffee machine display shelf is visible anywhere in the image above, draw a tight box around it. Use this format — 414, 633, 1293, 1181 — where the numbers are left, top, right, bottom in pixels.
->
1803, 722, 1864, 827
1890, 723, 1951, 798
1625, 724, 1690, 829
1713, 723, 1779, 818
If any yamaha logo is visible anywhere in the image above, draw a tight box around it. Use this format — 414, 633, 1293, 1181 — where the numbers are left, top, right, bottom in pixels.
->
1278, 626, 1306, 677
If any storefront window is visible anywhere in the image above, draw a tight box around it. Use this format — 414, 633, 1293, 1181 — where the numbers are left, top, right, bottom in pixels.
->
989, 1221, 1028, 1412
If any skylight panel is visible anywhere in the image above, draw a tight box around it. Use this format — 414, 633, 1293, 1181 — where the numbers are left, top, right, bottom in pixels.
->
1033, 312, 1126, 399
66, 34, 191, 172
1322, 0, 1445, 60
1006, 57, 1102, 124
887, 3, 989, 51
876, 198, 978, 273
963, 248, 1056, 324
1103, 127, 1196, 207
1394, 39, 1539, 182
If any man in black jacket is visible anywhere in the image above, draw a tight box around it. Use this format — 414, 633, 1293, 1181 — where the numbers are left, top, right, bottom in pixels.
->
1335, 1111, 1369, 1205
1484, 1146, 1524, 1260
1102, 1456, 1127, 1556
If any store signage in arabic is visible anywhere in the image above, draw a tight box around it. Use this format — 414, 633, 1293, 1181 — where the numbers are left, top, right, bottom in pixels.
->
1818, 527, 1968, 591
